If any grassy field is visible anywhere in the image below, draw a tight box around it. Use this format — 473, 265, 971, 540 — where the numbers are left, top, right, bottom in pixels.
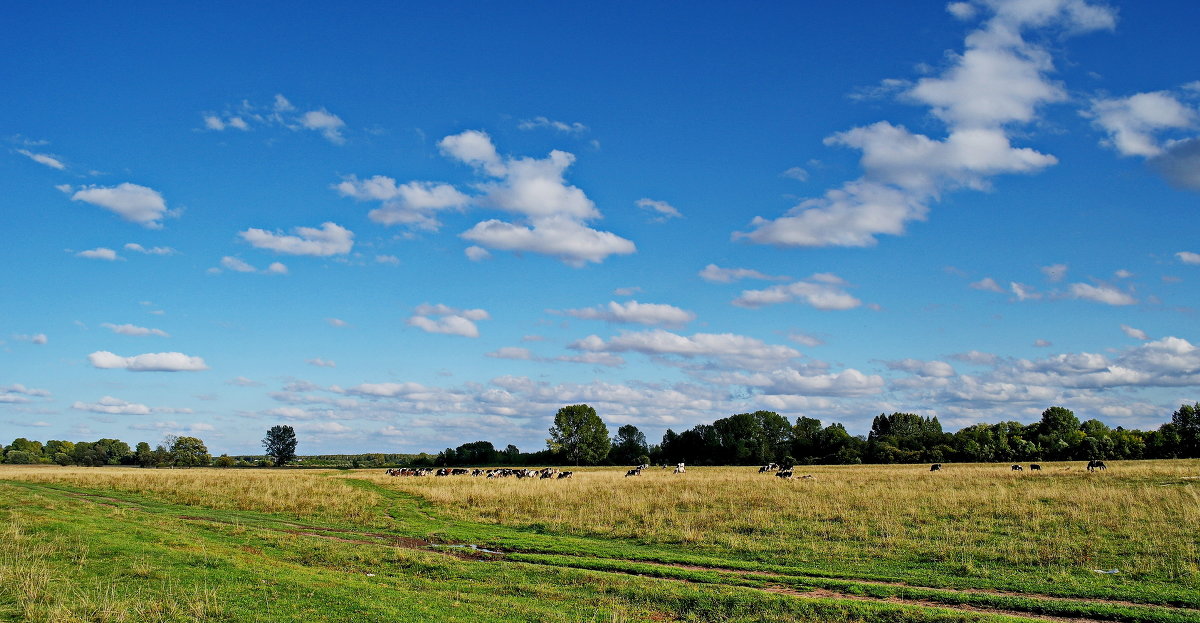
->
1, 460, 1197, 622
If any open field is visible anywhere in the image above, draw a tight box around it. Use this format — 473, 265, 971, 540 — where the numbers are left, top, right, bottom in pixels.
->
1, 461, 1198, 623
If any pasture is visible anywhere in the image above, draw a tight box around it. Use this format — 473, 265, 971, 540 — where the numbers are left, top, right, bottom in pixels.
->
1, 460, 1197, 622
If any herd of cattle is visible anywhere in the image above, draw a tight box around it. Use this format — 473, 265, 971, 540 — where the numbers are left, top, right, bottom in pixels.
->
384, 460, 1112, 480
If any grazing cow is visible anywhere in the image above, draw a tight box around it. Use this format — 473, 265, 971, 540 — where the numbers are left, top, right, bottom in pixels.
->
674, 463, 686, 474
557, 471, 573, 479
775, 468, 793, 479
1087, 460, 1107, 472
1011, 464, 1023, 471
930, 463, 942, 472
625, 468, 642, 477
1030, 464, 1041, 471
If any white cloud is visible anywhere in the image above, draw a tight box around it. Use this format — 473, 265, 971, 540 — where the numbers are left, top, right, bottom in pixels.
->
461, 215, 635, 267
124, 243, 177, 255
327, 318, 348, 327
464, 246, 491, 261
1010, 281, 1040, 301
72, 396, 151, 415
736, 1, 1112, 247
732, 274, 861, 310
101, 323, 169, 337
71, 183, 170, 228
1120, 325, 1149, 341
239, 222, 354, 256
228, 376, 262, 387
75, 247, 120, 261
699, 264, 790, 284
0, 384, 51, 403
570, 329, 800, 371
306, 358, 336, 368
486, 347, 534, 360
437, 130, 635, 265
1068, 282, 1136, 305
16, 149, 65, 170
635, 198, 683, 221
557, 300, 696, 328
746, 368, 886, 397
1088, 91, 1196, 157
781, 166, 809, 181
300, 109, 346, 144
14, 333, 48, 345
407, 303, 490, 338
88, 351, 209, 372
219, 256, 256, 273
1178, 251, 1200, 265
518, 117, 588, 134
265, 262, 288, 275
885, 358, 957, 377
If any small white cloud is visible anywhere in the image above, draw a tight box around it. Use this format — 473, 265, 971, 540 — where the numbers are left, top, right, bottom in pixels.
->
486, 347, 534, 360
220, 256, 257, 273
88, 351, 208, 372
1088, 91, 1197, 157
71, 396, 151, 415
781, 166, 809, 182
75, 247, 121, 261
71, 183, 170, 228
1121, 325, 1150, 341
464, 245, 491, 262
699, 264, 789, 284
227, 376, 262, 387
265, 262, 288, 275
1033, 339, 1053, 348
518, 117, 588, 134
101, 323, 169, 337
16, 149, 66, 170
635, 198, 683, 222
1069, 282, 1136, 306
306, 358, 337, 368
733, 274, 861, 310
240, 222, 354, 256
375, 255, 400, 265
1010, 282, 1040, 301
556, 300, 695, 328
1177, 251, 1200, 265
407, 303, 490, 338
124, 243, 177, 255
326, 318, 348, 327
300, 109, 347, 144
946, 1, 976, 20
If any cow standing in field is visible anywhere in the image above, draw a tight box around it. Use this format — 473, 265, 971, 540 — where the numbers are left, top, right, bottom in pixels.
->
557, 471, 573, 479
1087, 460, 1107, 472
674, 463, 686, 474
1030, 464, 1041, 472
1011, 464, 1023, 471
930, 463, 942, 472
775, 468, 794, 479
625, 467, 642, 477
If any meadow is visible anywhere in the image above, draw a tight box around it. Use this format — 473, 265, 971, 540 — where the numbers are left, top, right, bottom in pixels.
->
1, 460, 1197, 622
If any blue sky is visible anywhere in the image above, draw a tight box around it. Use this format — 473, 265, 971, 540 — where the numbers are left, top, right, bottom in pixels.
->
3, 0, 1199, 455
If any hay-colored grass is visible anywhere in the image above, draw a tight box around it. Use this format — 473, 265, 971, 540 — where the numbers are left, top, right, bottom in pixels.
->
0, 465, 378, 523
356, 460, 1200, 583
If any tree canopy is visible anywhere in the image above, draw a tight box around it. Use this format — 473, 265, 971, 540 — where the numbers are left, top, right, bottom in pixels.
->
262, 425, 298, 465
548, 404, 611, 465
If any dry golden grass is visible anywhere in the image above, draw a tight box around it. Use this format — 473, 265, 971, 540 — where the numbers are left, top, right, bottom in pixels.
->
355, 460, 1200, 581
0, 465, 378, 523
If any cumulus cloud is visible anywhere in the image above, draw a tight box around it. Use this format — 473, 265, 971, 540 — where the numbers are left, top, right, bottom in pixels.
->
239, 222, 354, 256
736, 1, 1112, 247
101, 323, 169, 337
1178, 251, 1200, 265
732, 273, 861, 310
211, 256, 288, 275
556, 300, 696, 328
1088, 91, 1197, 157
74, 247, 120, 261
336, 175, 470, 231
461, 215, 634, 267
88, 351, 209, 372
635, 198, 683, 222
407, 303, 489, 338
71, 183, 170, 228
885, 358, 957, 377
300, 109, 346, 144
16, 149, 65, 169
486, 347, 534, 360
699, 264, 789, 284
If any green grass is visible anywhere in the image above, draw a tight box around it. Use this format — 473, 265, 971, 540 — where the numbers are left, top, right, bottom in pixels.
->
1, 464, 1197, 623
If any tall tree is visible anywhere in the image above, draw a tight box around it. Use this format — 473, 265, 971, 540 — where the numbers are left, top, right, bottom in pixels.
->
1172, 402, 1200, 458
548, 404, 611, 465
610, 424, 649, 465
262, 425, 298, 465
169, 436, 211, 467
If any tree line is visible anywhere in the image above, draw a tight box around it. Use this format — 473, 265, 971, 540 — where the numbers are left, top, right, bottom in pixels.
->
4, 403, 1198, 467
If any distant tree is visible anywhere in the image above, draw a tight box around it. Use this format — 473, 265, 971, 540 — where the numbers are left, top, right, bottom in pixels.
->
170, 436, 211, 467
548, 404, 611, 465
135, 442, 156, 467
4, 450, 36, 464
6, 438, 44, 459
213, 454, 236, 467
610, 424, 649, 465
262, 425, 298, 465
1172, 402, 1200, 458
